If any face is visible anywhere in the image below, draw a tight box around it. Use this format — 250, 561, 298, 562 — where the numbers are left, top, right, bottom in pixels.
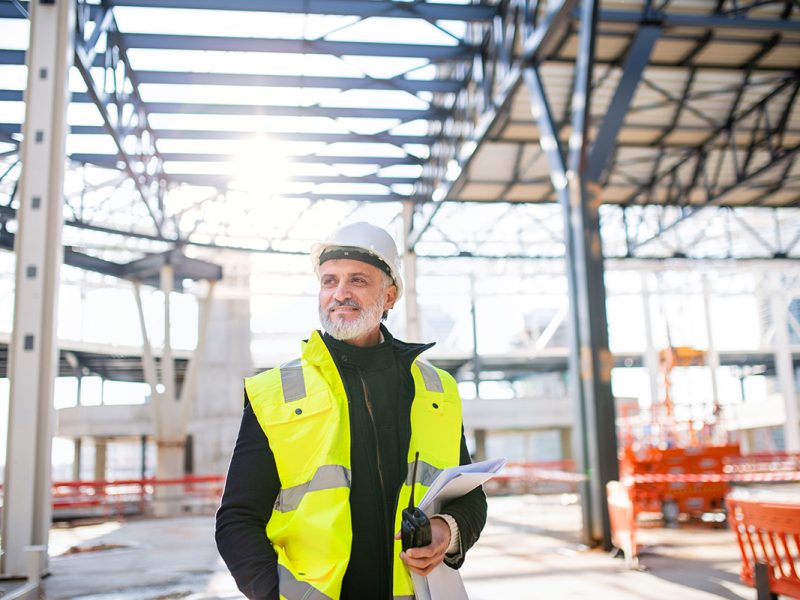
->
318, 259, 397, 345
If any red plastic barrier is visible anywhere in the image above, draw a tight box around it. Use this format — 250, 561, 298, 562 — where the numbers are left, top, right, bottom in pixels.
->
727, 496, 800, 599
607, 480, 638, 568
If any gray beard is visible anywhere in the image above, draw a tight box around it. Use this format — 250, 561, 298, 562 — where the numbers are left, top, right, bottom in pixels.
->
319, 296, 385, 341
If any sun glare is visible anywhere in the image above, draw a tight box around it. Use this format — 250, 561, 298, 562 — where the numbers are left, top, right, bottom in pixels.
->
231, 137, 293, 199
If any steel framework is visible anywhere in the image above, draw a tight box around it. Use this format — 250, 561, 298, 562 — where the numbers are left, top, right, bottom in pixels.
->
1, 0, 800, 551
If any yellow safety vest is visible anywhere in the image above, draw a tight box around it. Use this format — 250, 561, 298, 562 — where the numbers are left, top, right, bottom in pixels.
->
245, 331, 462, 600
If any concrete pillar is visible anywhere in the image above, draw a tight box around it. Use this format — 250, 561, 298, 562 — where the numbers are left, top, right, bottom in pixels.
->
560, 427, 573, 460
94, 438, 107, 482
190, 256, 253, 476
152, 264, 183, 516
738, 429, 754, 454
473, 429, 487, 462
72, 438, 82, 481
402, 202, 421, 342
771, 279, 800, 451
1, 0, 75, 578
133, 266, 218, 513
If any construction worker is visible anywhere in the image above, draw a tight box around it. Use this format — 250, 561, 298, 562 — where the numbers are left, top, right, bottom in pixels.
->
216, 222, 487, 600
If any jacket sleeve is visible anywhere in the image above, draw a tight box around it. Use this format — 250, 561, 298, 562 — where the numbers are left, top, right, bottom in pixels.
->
215, 391, 281, 600
440, 428, 488, 569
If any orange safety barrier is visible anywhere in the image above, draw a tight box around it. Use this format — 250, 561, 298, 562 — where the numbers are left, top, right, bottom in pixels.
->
727, 496, 800, 600
0, 475, 227, 518
619, 444, 741, 519
607, 480, 638, 568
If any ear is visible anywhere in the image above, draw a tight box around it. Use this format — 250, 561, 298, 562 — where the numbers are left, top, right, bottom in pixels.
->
383, 283, 398, 310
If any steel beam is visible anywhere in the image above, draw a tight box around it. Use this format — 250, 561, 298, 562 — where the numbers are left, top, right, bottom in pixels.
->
106, 0, 499, 21
0, 0, 496, 20
121, 248, 222, 286
134, 70, 463, 94
0, 49, 26, 65
71, 152, 422, 167
123, 32, 473, 60
586, 25, 660, 183
167, 174, 417, 188
1, 0, 74, 579
0, 123, 439, 145
0, 89, 444, 121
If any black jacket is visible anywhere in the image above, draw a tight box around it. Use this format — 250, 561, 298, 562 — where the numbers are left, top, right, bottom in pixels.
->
215, 327, 487, 599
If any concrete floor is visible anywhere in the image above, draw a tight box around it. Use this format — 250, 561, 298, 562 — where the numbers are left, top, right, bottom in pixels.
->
5, 494, 755, 599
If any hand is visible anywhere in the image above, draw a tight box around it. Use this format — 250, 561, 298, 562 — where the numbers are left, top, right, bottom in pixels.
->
396, 516, 451, 576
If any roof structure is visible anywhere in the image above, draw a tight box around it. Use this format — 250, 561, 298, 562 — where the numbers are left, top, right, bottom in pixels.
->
0, 0, 797, 263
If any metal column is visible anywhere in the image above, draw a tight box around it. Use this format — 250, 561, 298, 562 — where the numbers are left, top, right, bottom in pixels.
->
641, 274, 661, 409
402, 201, 421, 342
701, 275, 722, 442
566, 0, 619, 548
1, 0, 75, 578
772, 277, 800, 451
523, 65, 591, 543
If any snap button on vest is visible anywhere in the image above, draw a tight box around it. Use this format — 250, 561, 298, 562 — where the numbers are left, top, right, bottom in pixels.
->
295, 408, 303, 415
432, 403, 439, 409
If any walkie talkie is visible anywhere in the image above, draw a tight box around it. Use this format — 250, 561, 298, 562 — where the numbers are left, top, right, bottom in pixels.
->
401, 451, 432, 551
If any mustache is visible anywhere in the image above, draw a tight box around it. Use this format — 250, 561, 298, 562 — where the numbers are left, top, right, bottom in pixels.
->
324, 299, 361, 311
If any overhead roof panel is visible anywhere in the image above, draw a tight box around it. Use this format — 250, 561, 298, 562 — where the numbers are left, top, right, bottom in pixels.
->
467, 142, 520, 181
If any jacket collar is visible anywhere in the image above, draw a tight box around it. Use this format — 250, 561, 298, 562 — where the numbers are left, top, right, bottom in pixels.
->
301, 325, 433, 371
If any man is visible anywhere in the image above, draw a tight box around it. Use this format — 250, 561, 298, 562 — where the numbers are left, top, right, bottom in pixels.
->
216, 222, 487, 600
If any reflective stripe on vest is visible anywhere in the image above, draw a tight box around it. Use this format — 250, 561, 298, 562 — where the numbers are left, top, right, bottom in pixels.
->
275, 464, 352, 513
404, 459, 442, 488
278, 564, 333, 600
247, 331, 462, 600
416, 360, 444, 393
280, 358, 305, 402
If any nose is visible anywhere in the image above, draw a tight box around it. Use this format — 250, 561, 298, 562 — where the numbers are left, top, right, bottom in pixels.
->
332, 281, 352, 302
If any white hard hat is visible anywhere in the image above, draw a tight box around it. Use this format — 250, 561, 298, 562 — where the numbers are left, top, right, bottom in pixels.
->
311, 222, 404, 299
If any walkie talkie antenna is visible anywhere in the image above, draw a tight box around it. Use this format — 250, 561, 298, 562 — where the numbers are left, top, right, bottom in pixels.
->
409, 451, 420, 510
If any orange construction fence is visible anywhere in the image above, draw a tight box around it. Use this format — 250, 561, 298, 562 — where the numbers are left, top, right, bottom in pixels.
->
727, 496, 800, 600
0, 475, 226, 518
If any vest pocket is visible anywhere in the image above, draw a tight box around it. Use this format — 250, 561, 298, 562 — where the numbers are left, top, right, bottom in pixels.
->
262, 390, 337, 484
264, 389, 332, 425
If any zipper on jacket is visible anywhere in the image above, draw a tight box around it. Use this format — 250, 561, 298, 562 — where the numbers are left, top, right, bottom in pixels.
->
360, 374, 395, 589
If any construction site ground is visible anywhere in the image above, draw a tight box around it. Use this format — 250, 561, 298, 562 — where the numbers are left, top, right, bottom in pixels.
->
1, 493, 761, 599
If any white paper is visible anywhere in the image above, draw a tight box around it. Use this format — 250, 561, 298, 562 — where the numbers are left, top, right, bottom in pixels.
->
410, 458, 507, 600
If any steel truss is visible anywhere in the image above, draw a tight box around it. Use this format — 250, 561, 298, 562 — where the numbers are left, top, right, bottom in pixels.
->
69, 0, 171, 237
0, 0, 484, 236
